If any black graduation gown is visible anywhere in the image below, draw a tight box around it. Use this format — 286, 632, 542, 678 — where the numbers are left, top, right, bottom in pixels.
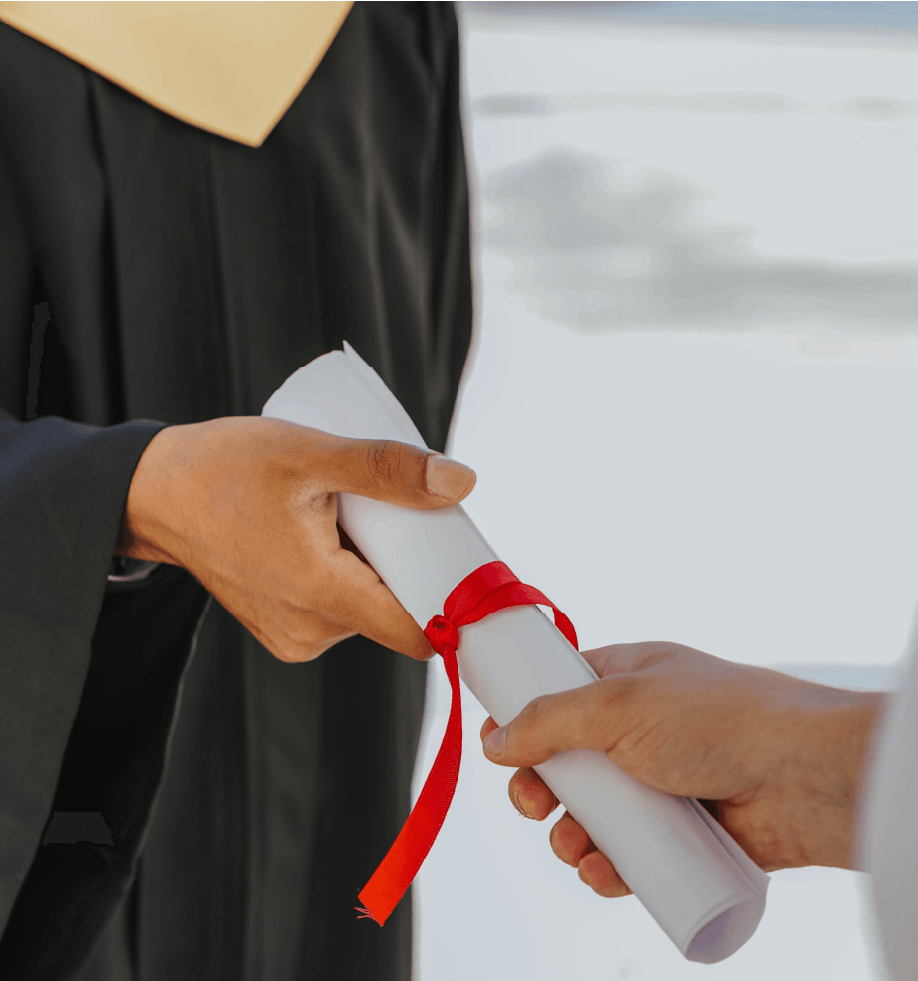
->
0, 4, 472, 979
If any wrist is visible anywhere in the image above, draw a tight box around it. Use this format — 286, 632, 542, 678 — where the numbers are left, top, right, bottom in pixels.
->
116, 424, 190, 566
771, 685, 885, 870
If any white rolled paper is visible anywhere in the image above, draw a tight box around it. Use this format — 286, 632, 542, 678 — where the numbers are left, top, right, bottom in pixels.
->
263, 343, 769, 964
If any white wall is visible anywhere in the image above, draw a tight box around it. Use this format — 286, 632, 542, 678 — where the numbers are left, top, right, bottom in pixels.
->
415, 8, 918, 979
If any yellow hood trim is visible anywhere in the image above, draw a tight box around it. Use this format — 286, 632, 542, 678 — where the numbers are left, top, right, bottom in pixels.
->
0, 1, 353, 146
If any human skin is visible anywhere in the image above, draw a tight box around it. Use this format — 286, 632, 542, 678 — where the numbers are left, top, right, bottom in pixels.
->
480, 642, 886, 897
116, 416, 476, 662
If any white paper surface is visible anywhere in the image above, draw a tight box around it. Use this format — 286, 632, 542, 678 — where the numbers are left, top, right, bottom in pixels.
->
262, 344, 769, 963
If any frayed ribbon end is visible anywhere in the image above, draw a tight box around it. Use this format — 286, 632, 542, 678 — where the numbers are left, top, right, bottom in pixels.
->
355, 906, 383, 925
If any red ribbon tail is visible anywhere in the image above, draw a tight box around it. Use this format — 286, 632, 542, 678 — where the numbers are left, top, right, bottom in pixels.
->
354, 907, 382, 925
356, 644, 462, 926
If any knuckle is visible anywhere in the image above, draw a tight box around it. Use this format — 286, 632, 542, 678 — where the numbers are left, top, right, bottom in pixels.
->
270, 645, 297, 664
302, 640, 332, 661
597, 674, 635, 709
515, 694, 563, 754
367, 440, 405, 486
521, 693, 552, 725
279, 615, 334, 654
276, 631, 328, 663
282, 621, 319, 647
316, 593, 349, 627
271, 639, 313, 664
293, 643, 324, 662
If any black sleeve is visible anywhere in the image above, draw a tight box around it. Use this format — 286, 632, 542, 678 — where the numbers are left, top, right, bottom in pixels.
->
0, 415, 210, 980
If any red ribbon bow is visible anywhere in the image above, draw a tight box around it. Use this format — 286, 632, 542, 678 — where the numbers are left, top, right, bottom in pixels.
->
356, 560, 578, 926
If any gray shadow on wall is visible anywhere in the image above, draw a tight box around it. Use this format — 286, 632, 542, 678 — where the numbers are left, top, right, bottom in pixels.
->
473, 91, 918, 123
480, 149, 918, 333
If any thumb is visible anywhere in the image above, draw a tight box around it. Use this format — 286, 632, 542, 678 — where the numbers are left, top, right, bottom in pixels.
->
482, 681, 628, 768
320, 436, 476, 509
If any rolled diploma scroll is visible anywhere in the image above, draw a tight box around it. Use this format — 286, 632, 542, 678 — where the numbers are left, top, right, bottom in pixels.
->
263, 343, 769, 964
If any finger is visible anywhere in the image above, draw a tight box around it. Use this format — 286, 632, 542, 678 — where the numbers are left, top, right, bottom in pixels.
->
548, 813, 631, 897
479, 719, 563, 820
482, 678, 634, 768
480, 717, 499, 741
580, 642, 675, 679
312, 431, 476, 509
319, 549, 434, 660
549, 811, 593, 867
508, 768, 559, 821
578, 849, 632, 898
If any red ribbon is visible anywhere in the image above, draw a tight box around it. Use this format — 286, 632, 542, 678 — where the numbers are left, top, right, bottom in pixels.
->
356, 560, 578, 926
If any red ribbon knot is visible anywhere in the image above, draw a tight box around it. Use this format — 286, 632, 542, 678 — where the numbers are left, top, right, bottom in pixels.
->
424, 614, 459, 655
356, 560, 577, 927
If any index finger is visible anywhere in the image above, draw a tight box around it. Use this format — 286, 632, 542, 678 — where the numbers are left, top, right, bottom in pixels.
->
482, 678, 636, 768
582, 642, 678, 678
319, 548, 434, 660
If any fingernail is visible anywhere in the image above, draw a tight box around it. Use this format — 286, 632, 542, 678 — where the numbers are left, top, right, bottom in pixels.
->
483, 726, 506, 755
426, 455, 476, 501
512, 787, 535, 819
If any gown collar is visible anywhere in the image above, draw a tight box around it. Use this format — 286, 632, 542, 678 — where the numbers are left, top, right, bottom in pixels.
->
0, 1, 353, 146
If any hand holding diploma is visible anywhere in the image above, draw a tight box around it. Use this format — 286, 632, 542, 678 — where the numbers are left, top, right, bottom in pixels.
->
116, 416, 476, 662
482, 641, 886, 891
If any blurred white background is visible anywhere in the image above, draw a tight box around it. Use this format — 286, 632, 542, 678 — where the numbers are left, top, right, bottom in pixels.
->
414, 4, 918, 979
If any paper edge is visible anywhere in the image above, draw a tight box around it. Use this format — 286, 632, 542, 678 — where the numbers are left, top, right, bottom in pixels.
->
342, 341, 429, 447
